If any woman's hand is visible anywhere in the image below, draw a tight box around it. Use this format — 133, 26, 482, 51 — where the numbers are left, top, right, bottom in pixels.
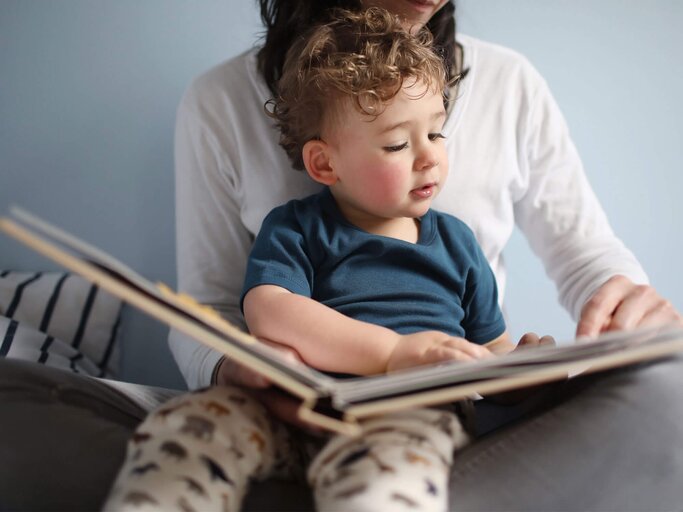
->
576, 275, 682, 338
514, 332, 556, 351
386, 331, 492, 373
213, 341, 324, 433
214, 339, 303, 388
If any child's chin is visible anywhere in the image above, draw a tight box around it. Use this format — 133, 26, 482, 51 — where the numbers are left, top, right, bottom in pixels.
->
411, 204, 432, 218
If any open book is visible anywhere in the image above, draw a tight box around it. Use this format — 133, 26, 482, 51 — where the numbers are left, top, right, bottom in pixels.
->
2, 206, 683, 435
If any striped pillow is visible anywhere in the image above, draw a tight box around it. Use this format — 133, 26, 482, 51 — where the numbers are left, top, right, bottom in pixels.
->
0, 270, 122, 377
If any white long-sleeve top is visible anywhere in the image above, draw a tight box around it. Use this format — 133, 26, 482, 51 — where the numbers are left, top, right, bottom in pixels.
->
170, 34, 648, 389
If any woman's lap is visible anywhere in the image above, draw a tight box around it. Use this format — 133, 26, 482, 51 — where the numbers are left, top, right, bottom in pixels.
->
0, 359, 312, 512
450, 355, 683, 511
2, 355, 682, 511
0, 359, 153, 511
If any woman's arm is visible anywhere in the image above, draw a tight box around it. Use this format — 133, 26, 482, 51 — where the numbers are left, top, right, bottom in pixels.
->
512, 69, 668, 331
169, 78, 254, 389
516, 75, 646, 319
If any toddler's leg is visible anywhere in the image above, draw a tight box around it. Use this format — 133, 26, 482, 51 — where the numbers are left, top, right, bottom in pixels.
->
103, 385, 294, 512
309, 408, 468, 512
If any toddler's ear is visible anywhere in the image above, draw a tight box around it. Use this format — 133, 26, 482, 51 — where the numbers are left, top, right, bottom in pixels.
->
302, 140, 337, 186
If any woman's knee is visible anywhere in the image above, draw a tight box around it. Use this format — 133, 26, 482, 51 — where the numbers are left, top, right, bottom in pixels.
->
0, 359, 142, 511
600, 355, 683, 402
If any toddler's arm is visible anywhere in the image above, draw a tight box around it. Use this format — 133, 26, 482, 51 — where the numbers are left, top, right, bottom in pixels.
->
243, 284, 491, 375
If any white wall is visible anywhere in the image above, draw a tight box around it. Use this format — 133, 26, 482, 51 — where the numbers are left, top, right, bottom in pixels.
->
1, 1, 681, 388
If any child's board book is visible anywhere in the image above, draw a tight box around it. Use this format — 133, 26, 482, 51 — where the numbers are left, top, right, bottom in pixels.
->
2, 206, 683, 435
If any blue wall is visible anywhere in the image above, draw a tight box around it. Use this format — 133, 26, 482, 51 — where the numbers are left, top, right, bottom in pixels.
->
2, 1, 681, 389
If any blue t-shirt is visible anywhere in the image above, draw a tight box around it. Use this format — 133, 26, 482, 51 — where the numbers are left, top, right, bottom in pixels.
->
242, 188, 505, 345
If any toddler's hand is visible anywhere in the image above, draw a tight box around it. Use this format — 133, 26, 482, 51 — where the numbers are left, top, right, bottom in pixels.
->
386, 331, 492, 373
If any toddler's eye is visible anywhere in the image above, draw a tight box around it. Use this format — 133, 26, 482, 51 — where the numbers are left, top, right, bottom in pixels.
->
383, 142, 408, 152
428, 133, 446, 141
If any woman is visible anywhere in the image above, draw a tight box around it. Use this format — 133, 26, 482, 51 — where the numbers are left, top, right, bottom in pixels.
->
165, 0, 683, 509
2, 1, 681, 511
170, 0, 679, 391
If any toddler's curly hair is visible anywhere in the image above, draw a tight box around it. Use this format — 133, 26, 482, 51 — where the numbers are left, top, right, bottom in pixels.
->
266, 7, 449, 170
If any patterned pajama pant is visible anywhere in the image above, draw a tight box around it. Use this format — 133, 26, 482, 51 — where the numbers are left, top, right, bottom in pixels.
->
103, 386, 469, 512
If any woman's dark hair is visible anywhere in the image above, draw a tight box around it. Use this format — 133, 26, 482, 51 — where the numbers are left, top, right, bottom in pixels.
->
256, 1, 459, 95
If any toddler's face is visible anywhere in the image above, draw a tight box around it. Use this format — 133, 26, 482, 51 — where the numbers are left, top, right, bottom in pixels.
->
324, 79, 448, 225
